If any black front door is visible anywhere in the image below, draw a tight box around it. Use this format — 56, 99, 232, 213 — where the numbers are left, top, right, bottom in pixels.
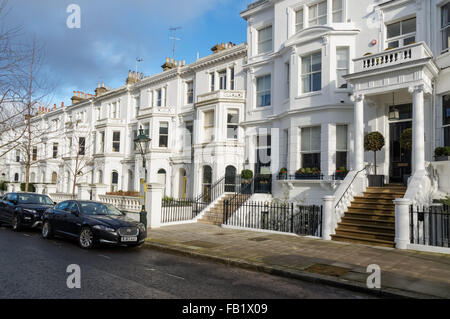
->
390, 121, 412, 184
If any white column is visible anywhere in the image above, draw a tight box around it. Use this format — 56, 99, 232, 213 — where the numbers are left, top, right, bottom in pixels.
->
145, 183, 164, 229
409, 85, 425, 174
394, 198, 412, 249
322, 195, 335, 240
351, 94, 365, 171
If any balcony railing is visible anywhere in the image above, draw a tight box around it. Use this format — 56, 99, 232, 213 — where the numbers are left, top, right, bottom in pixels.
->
98, 195, 141, 213
353, 42, 433, 73
197, 90, 245, 104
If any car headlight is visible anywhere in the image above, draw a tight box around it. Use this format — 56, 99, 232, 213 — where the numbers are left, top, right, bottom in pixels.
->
93, 225, 116, 233
23, 209, 37, 214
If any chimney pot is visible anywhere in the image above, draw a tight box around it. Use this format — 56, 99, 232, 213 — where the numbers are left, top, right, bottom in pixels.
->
61, 102, 64, 108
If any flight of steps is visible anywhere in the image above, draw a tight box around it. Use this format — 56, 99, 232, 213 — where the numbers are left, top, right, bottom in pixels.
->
331, 184, 406, 248
197, 194, 251, 226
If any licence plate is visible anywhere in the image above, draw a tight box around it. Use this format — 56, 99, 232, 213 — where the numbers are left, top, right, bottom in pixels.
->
121, 236, 137, 242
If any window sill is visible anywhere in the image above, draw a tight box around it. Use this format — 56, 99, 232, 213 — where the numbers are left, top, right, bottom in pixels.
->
253, 106, 272, 112
295, 91, 321, 99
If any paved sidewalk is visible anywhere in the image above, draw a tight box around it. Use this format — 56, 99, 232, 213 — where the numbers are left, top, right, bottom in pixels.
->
145, 224, 450, 299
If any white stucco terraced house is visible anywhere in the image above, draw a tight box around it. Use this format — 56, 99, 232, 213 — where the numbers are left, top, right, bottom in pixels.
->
1, 0, 450, 250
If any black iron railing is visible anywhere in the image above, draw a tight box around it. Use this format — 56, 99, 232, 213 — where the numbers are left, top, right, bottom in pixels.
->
161, 198, 208, 223
195, 175, 226, 205
410, 205, 450, 248
223, 201, 322, 237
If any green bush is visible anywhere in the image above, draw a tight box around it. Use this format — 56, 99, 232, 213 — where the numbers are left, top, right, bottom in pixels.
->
441, 195, 450, 206
20, 183, 36, 192
435, 146, 450, 157
0, 181, 7, 191
241, 169, 253, 179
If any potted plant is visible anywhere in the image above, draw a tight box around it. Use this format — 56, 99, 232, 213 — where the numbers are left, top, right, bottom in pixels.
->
335, 167, 348, 180
435, 146, 450, 161
295, 167, 321, 180
364, 131, 385, 187
258, 175, 272, 193
241, 169, 253, 194
279, 168, 288, 180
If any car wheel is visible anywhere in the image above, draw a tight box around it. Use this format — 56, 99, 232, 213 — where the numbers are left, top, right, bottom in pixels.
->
79, 227, 95, 249
12, 214, 22, 232
42, 220, 53, 239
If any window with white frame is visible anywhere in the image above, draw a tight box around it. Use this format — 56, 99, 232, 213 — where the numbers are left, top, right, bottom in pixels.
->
227, 111, 239, 139
15, 149, 20, 162
53, 143, 58, 159
295, 9, 304, 32
442, 3, 450, 52
336, 47, 349, 88
285, 62, 290, 98
258, 25, 273, 54
203, 111, 214, 142
112, 131, 120, 152
157, 89, 162, 107
256, 74, 271, 107
186, 81, 194, 104
332, 0, 343, 23
219, 71, 227, 90
111, 102, 119, 118
301, 52, 322, 93
386, 17, 416, 49
336, 125, 348, 170
230, 67, 235, 90
210, 73, 215, 92
159, 122, 169, 148
301, 126, 321, 169
78, 137, 86, 155
308, 1, 327, 27
32, 147, 38, 161
443, 94, 450, 146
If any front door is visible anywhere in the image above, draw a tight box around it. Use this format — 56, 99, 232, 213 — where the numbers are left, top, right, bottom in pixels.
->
389, 121, 412, 184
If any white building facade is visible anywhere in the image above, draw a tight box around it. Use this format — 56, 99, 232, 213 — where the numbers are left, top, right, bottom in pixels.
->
1, 0, 450, 211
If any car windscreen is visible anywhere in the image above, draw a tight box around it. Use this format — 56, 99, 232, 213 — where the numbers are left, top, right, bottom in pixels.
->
18, 194, 53, 205
79, 202, 123, 216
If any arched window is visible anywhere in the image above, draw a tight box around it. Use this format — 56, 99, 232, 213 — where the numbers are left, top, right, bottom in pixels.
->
111, 171, 119, 192
51, 172, 58, 184
14, 173, 19, 182
225, 165, 237, 192
157, 169, 167, 196
202, 165, 212, 201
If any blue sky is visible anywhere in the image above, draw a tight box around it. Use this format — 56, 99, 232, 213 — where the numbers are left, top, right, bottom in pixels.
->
3, 0, 252, 106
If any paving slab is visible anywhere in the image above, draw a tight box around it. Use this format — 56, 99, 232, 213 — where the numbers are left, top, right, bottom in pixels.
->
145, 223, 450, 299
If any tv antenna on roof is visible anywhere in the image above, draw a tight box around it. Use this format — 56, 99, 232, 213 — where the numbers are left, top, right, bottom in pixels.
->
169, 26, 182, 59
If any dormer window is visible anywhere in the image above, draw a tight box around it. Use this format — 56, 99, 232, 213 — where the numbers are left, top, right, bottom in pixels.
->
386, 17, 416, 49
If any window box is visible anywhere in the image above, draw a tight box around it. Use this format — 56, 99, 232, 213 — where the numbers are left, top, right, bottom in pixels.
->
295, 168, 321, 180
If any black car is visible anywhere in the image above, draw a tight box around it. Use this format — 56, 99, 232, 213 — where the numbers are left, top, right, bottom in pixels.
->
0, 193, 55, 231
42, 200, 147, 249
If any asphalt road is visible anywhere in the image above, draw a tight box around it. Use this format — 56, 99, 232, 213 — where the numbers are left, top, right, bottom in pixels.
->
0, 226, 376, 299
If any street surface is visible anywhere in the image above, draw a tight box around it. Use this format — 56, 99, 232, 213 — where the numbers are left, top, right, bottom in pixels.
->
0, 226, 376, 299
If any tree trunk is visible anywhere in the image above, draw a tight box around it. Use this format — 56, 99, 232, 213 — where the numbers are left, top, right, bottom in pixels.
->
374, 151, 377, 176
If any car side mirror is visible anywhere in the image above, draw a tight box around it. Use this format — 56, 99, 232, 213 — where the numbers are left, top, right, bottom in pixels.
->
53, 202, 57, 205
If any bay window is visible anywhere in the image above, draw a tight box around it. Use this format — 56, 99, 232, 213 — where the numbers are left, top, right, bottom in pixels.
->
227, 111, 239, 139
256, 75, 271, 107
336, 125, 348, 169
186, 81, 194, 104
204, 111, 214, 142
219, 71, 227, 90
159, 122, 169, 148
308, 1, 327, 26
386, 17, 416, 49
112, 131, 120, 152
332, 0, 343, 23
258, 25, 273, 54
336, 47, 349, 88
301, 52, 322, 93
301, 126, 321, 169
295, 9, 304, 32
442, 3, 450, 52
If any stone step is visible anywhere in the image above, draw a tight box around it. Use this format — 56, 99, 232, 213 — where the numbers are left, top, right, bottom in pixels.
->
344, 212, 395, 222
362, 193, 403, 200
331, 234, 395, 248
334, 229, 395, 242
349, 203, 395, 211
338, 222, 395, 234
341, 216, 395, 227
352, 197, 395, 205
347, 207, 395, 214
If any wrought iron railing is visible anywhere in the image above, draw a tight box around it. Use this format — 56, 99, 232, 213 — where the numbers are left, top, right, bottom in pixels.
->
223, 201, 322, 237
161, 198, 208, 223
410, 205, 450, 248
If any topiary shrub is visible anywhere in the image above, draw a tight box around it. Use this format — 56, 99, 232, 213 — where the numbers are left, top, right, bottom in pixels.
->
364, 131, 385, 175
400, 128, 412, 151
20, 183, 36, 192
241, 169, 253, 180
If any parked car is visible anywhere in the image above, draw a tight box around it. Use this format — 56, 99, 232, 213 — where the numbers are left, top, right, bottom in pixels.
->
0, 193, 55, 231
42, 200, 146, 249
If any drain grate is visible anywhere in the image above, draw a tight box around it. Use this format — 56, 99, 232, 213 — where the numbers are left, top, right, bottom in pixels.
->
248, 237, 271, 242
304, 264, 349, 277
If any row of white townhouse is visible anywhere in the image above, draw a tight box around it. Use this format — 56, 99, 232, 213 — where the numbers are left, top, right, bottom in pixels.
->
1, 0, 450, 208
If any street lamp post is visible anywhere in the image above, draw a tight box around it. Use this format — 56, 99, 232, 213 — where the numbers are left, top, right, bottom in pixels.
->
134, 128, 151, 228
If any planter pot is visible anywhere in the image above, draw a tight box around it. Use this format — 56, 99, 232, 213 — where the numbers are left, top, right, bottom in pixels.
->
435, 156, 450, 162
334, 172, 348, 181
295, 173, 321, 180
241, 182, 252, 194
257, 183, 271, 193
368, 175, 385, 187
